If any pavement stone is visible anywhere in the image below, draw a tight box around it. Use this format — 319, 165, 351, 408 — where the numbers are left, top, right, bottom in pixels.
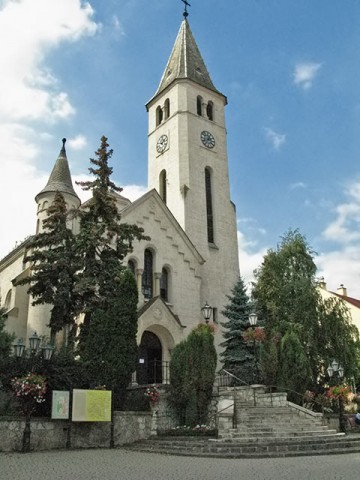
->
1, 448, 360, 480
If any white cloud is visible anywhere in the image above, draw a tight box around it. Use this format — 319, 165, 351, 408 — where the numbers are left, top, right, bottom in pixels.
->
289, 182, 306, 190
68, 135, 88, 150
293, 62, 322, 90
323, 180, 360, 244
237, 230, 268, 292
0, 0, 98, 259
264, 127, 286, 150
316, 247, 360, 298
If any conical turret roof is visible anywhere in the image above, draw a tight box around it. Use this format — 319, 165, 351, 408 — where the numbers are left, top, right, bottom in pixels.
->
151, 19, 223, 101
35, 139, 80, 202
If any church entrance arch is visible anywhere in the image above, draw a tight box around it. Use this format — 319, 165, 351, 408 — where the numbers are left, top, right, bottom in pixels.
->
138, 331, 163, 385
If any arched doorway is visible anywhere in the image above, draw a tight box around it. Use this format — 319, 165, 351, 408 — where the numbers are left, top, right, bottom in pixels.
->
138, 331, 163, 385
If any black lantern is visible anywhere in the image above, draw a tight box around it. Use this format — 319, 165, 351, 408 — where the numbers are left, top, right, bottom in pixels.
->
249, 313, 258, 326
13, 338, 26, 358
42, 344, 54, 361
29, 331, 41, 352
201, 302, 212, 323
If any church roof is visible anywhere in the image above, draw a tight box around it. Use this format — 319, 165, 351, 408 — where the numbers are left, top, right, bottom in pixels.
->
152, 19, 222, 99
35, 139, 80, 202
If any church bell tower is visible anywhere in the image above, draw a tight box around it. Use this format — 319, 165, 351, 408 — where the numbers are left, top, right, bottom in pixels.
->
146, 14, 239, 310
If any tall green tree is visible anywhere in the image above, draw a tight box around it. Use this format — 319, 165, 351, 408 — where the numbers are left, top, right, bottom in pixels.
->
220, 277, 255, 384
75, 136, 148, 322
0, 308, 14, 359
169, 324, 217, 426
15, 191, 79, 344
252, 229, 359, 392
77, 269, 138, 404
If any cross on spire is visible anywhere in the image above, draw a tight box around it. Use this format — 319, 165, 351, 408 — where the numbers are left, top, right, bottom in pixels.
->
181, 0, 191, 18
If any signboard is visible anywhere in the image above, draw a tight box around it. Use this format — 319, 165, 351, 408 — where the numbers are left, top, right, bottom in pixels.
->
72, 389, 112, 422
51, 391, 70, 420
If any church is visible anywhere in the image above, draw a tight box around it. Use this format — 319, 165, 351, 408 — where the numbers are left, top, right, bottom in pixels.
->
0, 14, 240, 383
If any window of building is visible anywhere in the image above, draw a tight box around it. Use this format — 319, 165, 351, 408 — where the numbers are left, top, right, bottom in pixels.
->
206, 101, 214, 121
205, 167, 214, 243
142, 249, 153, 299
128, 259, 136, 276
159, 170, 167, 204
164, 99, 170, 119
156, 106, 163, 126
4, 289, 12, 310
197, 96, 203, 116
160, 267, 169, 302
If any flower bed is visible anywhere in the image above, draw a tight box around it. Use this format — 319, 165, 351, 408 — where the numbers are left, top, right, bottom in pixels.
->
160, 425, 217, 437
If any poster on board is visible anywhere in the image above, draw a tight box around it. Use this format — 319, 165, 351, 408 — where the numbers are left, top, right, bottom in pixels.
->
51, 391, 70, 419
72, 389, 112, 422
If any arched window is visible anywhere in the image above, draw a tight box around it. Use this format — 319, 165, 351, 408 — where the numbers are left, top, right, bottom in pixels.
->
128, 259, 136, 276
160, 267, 169, 302
4, 289, 12, 310
197, 96, 203, 116
142, 249, 153, 299
164, 98, 170, 119
205, 168, 214, 243
36, 219, 40, 234
156, 106, 163, 126
207, 101, 214, 121
159, 170, 167, 204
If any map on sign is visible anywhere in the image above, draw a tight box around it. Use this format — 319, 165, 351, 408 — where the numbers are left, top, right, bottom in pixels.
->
51, 391, 70, 419
72, 389, 112, 422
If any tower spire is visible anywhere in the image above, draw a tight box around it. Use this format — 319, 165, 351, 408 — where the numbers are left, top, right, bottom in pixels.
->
181, 0, 191, 18
35, 138, 80, 203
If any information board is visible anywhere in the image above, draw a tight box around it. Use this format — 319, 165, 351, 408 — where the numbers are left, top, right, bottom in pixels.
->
72, 389, 112, 422
51, 391, 70, 420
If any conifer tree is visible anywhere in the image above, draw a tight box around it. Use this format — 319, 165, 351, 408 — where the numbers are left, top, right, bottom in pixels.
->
78, 269, 138, 403
220, 277, 255, 385
15, 191, 79, 343
75, 136, 148, 321
169, 324, 217, 426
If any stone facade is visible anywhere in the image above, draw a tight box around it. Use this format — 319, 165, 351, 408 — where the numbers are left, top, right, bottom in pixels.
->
0, 411, 153, 453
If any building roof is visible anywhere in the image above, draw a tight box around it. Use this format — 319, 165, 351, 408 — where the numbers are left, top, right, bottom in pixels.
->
333, 292, 360, 309
35, 139, 80, 202
151, 19, 223, 101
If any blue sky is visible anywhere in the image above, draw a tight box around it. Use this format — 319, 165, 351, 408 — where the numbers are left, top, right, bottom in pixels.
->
1, 0, 360, 296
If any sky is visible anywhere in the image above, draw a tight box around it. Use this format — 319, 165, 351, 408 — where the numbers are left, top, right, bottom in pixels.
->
1, 0, 360, 297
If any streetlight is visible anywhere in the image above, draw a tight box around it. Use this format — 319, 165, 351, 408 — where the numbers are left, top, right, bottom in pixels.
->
327, 359, 346, 434
201, 302, 212, 324
248, 313, 258, 384
13, 332, 54, 452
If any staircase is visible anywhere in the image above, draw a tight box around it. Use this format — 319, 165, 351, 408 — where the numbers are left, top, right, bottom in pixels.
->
125, 387, 360, 458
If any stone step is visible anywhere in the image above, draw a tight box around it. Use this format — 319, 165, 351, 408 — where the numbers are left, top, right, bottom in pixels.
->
125, 434, 360, 458
219, 430, 339, 440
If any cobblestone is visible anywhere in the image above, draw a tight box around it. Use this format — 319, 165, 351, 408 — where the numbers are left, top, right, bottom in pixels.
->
1, 448, 360, 480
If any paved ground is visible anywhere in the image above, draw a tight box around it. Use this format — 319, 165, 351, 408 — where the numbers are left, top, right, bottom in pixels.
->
1, 448, 360, 480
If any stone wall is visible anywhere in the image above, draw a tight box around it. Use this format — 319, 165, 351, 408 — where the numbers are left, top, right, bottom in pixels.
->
0, 411, 152, 453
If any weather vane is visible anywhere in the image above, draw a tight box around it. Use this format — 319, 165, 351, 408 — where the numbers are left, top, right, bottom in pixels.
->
181, 0, 191, 18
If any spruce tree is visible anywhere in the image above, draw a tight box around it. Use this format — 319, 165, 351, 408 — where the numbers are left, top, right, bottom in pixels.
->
15, 191, 79, 343
220, 277, 254, 385
75, 136, 148, 320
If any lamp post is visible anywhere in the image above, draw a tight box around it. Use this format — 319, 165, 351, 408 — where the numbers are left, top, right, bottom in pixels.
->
248, 313, 258, 384
327, 359, 346, 434
13, 332, 54, 453
201, 302, 212, 324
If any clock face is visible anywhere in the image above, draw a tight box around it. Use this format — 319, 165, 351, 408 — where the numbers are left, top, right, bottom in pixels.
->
201, 131, 215, 149
156, 134, 168, 153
